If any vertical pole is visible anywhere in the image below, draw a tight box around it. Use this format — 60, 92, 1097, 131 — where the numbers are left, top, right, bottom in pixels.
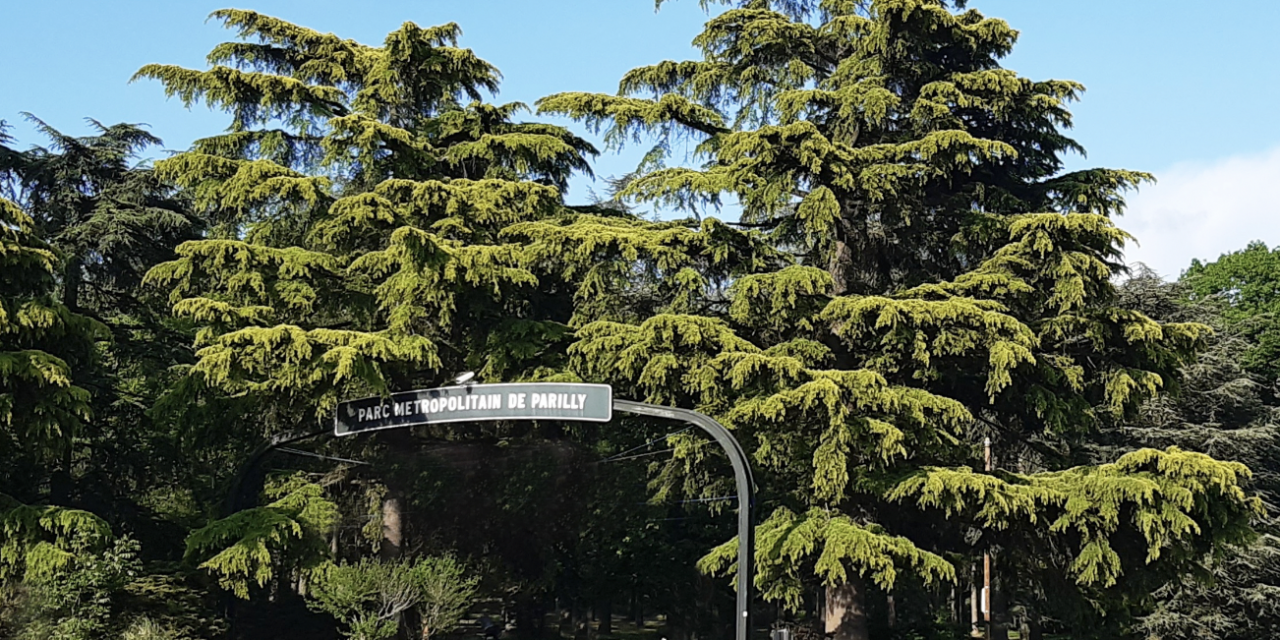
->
983, 437, 993, 633
970, 567, 979, 637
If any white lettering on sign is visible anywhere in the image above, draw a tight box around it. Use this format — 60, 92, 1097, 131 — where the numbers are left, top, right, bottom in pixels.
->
353, 392, 597, 422
337, 383, 613, 436
358, 393, 506, 422
530, 393, 587, 410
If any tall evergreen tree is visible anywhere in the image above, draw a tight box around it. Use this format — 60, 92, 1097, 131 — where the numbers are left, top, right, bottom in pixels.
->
0, 122, 103, 504
533, 1, 1261, 638
136, 10, 600, 417
0, 123, 130, 638
0, 116, 206, 560
11, 115, 196, 317
130, 10, 616, 618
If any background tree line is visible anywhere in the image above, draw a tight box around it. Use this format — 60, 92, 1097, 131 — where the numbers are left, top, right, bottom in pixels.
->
2, 2, 1279, 640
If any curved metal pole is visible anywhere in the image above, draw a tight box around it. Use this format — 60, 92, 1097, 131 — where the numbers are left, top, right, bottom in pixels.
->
614, 400, 755, 640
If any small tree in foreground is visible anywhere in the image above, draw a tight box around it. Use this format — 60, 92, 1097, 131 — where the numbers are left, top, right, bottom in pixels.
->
409, 555, 478, 640
306, 557, 478, 640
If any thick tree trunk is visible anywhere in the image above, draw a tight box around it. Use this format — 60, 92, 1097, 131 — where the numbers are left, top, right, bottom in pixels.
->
824, 579, 870, 640
886, 593, 896, 628
827, 239, 853, 296
379, 495, 403, 560
970, 572, 981, 638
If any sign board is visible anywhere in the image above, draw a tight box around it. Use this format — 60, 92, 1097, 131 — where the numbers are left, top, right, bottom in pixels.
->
334, 383, 613, 436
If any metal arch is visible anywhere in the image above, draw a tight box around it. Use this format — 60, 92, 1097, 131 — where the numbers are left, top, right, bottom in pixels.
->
225, 396, 757, 640
224, 427, 329, 516
613, 400, 755, 640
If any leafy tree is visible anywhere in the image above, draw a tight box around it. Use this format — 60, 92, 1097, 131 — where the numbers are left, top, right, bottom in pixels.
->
306, 560, 417, 640
533, 1, 1262, 638
9, 536, 141, 640
6, 114, 196, 318
25, 4, 1259, 640
305, 556, 477, 640
183, 472, 339, 600
0, 114, 205, 570
133, 8, 598, 430
1, 125, 122, 636
406, 555, 478, 640
1184, 241, 1280, 381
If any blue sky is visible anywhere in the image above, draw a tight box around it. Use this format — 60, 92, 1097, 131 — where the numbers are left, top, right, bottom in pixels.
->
5, 1, 1279, 278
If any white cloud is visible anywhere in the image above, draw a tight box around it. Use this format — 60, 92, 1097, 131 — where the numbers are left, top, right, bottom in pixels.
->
1118, 146, 1280, 280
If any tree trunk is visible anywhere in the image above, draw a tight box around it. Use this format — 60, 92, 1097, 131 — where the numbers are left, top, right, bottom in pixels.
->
380, 495, 403, 560
824, 579, 870, 640
827, 238, 853, 296
886, 593, 896, 629
63, 257, 82, 312
631, 590, 642, 628
598, 598, 613, 635
988, 567, 1009, 640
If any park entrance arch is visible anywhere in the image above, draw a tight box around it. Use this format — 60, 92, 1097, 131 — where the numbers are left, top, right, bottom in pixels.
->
330, 382, 755, 640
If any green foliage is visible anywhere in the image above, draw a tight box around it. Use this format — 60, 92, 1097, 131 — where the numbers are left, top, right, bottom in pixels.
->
404, 555, 478, 640
541, 1, 1259, 636
0, 192, 101, 461
306, 560, 411, 640
1102, 269, 1280, 640
10, 114, 198, 316
305, 556, 478, 640
136, 9, 598, 427
541, 0, 1152, 294
120, 617, 189, 640
6, 536, 141, 640
701, 506, 955, 609
1184, 241, 1280, 380
118, 573, 227, 640
0, 496, 113, 583
0, 4, 1264, 640
184, 472, 339, 599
